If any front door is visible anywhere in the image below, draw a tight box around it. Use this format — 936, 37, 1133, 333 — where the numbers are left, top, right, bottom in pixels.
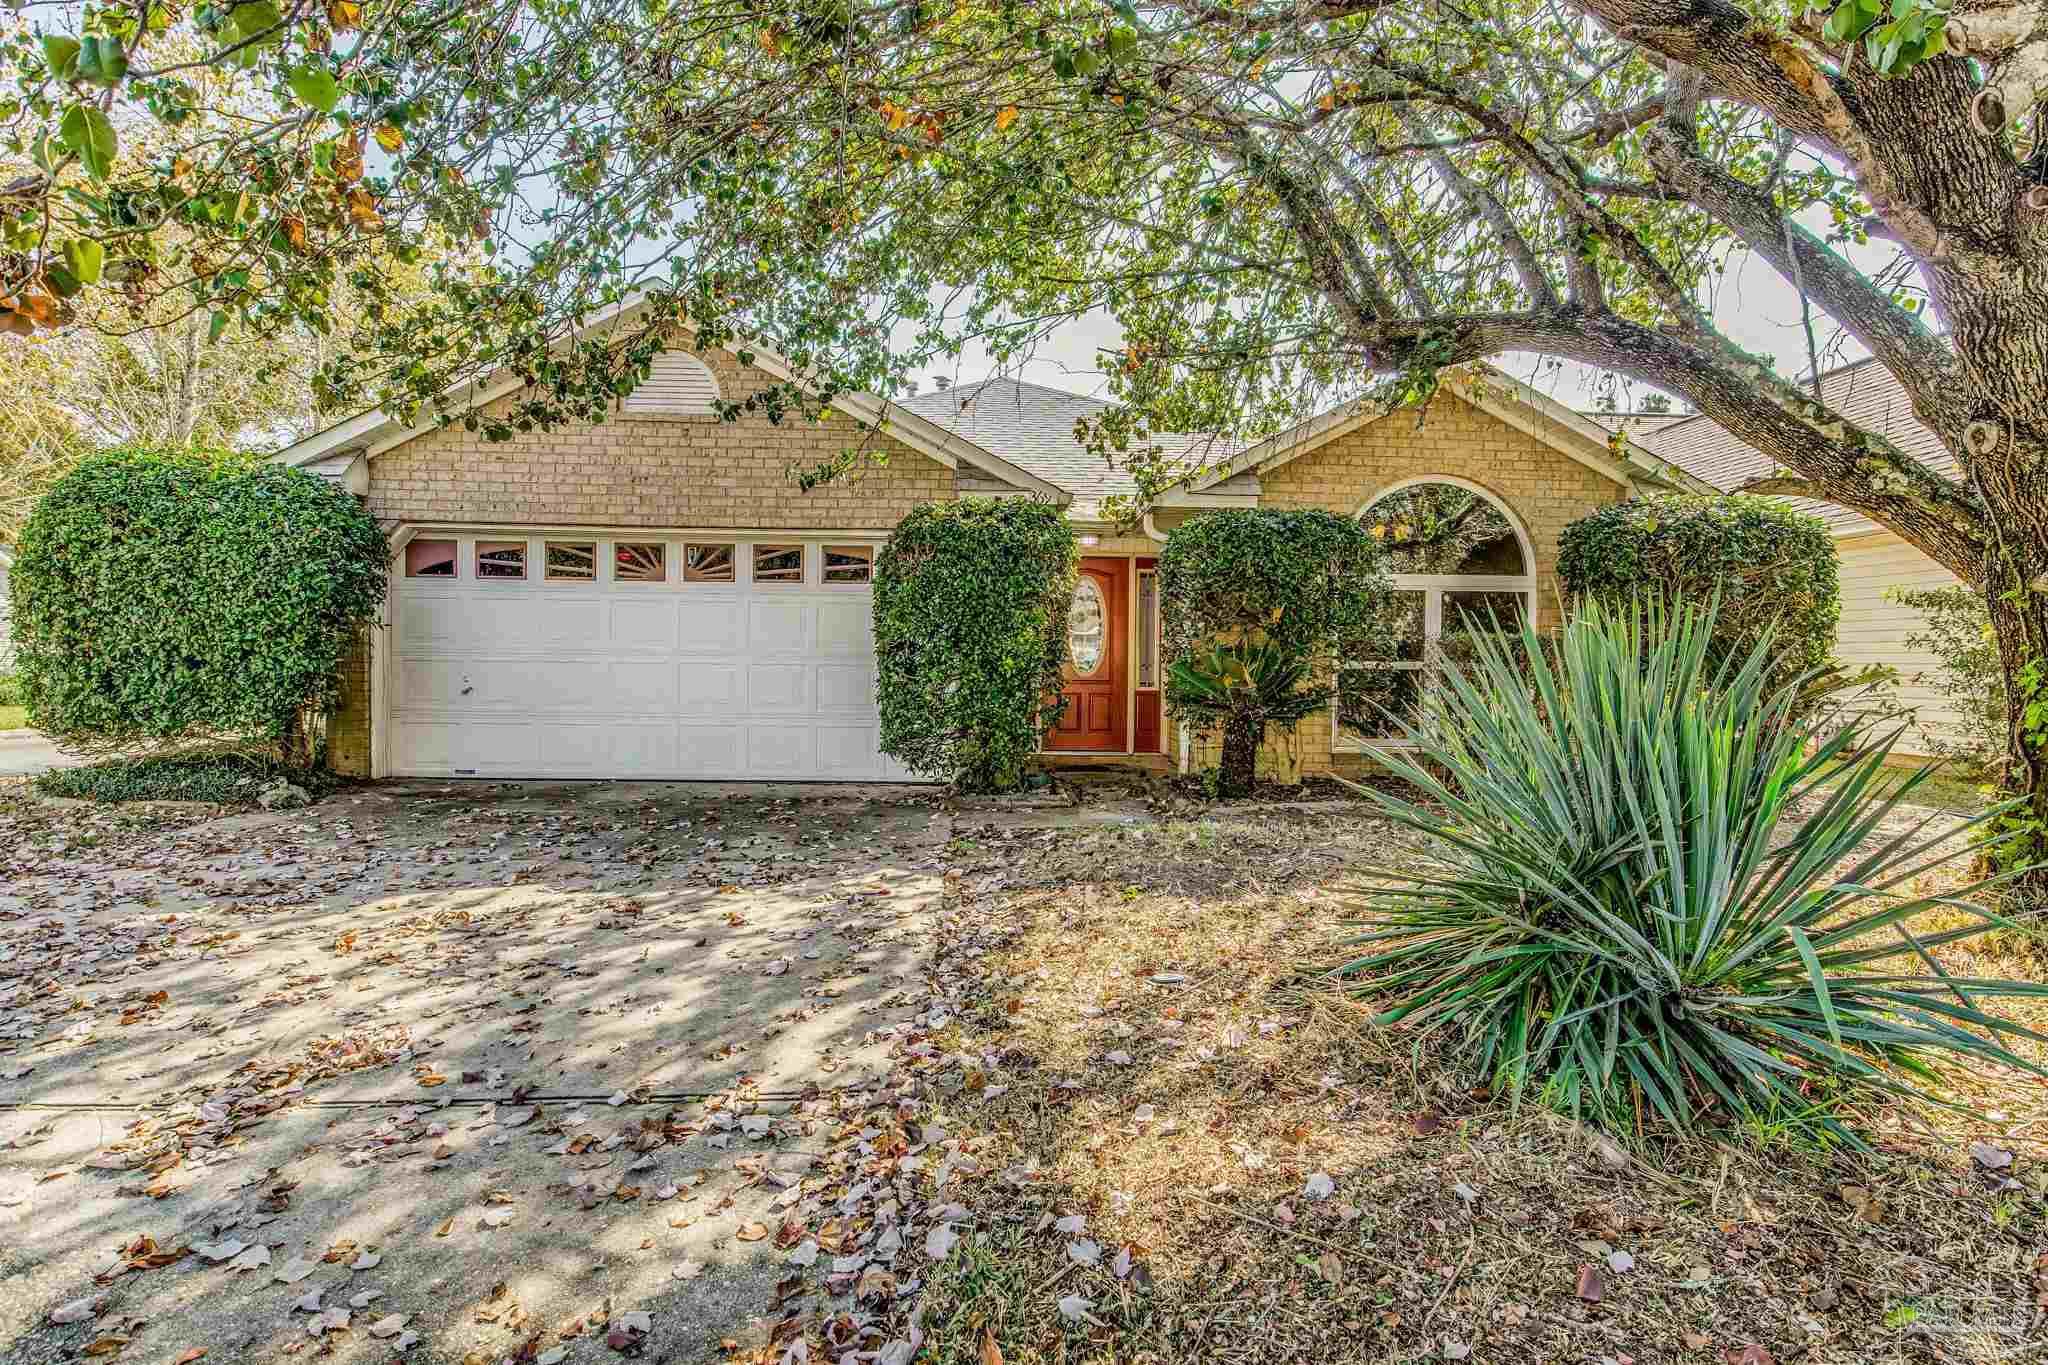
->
1046, 557, 1128, 751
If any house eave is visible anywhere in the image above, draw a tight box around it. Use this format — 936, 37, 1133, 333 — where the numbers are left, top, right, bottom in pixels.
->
1177, 364, 1719, 498
273, 296, 1067, 503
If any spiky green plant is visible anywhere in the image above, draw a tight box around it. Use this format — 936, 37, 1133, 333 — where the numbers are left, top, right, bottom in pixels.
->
1333, 597, 2048, 1144
1167, 635, 1331, 798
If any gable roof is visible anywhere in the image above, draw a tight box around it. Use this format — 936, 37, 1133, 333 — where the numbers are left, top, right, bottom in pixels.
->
1627, 355, 1954, 536
273, 299, 1068, 502
895, 377, 1242, 511
275, 298, 1712, 516
1181, 365, 1710, 496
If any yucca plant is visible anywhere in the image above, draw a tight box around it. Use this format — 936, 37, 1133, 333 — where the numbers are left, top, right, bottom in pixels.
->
1333, 597, 2048, 1144
1167, 635, 1331, 798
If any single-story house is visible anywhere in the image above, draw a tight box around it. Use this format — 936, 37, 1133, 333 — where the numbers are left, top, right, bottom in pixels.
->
275, 311, 1704, 782
1625, 357, 1968, 757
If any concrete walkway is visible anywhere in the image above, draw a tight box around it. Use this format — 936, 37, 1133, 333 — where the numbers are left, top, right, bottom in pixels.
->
0, 729, 76, 778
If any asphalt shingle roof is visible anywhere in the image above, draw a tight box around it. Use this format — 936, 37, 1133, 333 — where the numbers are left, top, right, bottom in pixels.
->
1626, 357, 1956, 535
895, 377, 1233, 505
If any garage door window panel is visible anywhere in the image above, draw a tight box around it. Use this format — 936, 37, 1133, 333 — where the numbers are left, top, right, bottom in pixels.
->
405, 538, 458, 577
684, 543, 735, 583
616, 542, 667, 583
824, 545, 874, 584
545, 542, 597, 581
753, 544, 804, 584
477, 540, 528, 580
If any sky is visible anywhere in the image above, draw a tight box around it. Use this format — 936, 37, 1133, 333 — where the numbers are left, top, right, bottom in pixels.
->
914, 207, 1908, 416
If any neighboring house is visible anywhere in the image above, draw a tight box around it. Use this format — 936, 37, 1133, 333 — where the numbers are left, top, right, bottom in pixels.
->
276, 309, 1700, 782
1625, 358, 1968, 758
0, 543, 13, 672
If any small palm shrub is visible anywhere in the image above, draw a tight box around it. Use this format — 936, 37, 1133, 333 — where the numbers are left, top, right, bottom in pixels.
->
1166, 636, 1330, 797
1333, 598, 2048, 1144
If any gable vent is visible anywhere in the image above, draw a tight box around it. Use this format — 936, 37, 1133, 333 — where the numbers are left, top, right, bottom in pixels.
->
622, 350, 721, 416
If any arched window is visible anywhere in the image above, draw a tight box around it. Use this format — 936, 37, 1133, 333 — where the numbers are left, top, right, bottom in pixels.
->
1339, 477, 1538, 747
620, 350, 722, 417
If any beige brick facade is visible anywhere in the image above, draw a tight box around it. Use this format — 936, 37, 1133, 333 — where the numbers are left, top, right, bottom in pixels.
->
1175, 393, 1625, 776
329, 629, 373, 777
327, 349, 959, 777
365, 349, 953, 531
326, 372, 1622, 782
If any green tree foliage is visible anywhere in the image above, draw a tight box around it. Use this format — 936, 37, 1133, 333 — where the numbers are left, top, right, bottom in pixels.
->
1893, 585, 2009, 777
1558, 496, 1839, 692
11, 448, 389, 762
1334, 598, 2048, 1145
873, 497, 1077, 792
1159, 508, 1392, 664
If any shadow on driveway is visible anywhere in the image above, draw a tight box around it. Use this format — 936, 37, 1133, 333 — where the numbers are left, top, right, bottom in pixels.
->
0, 779, 957, 1364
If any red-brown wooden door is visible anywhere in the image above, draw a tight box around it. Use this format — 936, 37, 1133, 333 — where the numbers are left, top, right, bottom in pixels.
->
1046, 557, 1128, 751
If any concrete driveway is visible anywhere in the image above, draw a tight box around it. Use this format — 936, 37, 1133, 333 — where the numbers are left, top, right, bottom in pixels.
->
0, 729, 78, 778
0, 780, 954, 1364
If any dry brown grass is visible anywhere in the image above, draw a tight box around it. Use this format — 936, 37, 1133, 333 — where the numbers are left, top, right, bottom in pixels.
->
912, 807, 2048, 1365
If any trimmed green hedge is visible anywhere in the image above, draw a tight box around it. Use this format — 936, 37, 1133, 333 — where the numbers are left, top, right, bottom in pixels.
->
10, 448, 389, 761
874, 497, 1078, 791
1159, 508, 1394, 774
1557, 495, 1839, 688
1158, 507, 1393, 665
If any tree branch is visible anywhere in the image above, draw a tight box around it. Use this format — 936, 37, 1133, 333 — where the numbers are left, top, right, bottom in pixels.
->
1564, 96, 1666, 148
1640, 118, 1965, 428
1734, 475, 1831, 499
1401, 111, 1560, 308
1354, 308, 1988, 565
1572, 0, 1834, 142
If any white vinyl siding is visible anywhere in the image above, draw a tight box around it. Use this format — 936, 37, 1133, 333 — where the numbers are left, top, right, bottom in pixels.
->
1835, 531, 1969, 757
621, 351, 721, 417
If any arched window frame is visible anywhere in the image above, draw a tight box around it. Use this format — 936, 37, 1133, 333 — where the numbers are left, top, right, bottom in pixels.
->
1336, 475, 1539, 752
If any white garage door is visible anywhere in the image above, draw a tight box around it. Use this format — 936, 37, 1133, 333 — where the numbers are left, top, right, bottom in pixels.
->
387, 532, 914, 780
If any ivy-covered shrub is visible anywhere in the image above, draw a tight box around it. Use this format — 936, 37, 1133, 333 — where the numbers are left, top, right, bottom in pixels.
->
1557, 495, 1838, 688
1159, 508, 1392, 791
874, 497, 1078, 791
11, 448, 389, 763
1893, 584, 2008, 775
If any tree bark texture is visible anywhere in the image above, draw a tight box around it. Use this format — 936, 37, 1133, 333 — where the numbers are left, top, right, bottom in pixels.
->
1219, 719, 1264, 799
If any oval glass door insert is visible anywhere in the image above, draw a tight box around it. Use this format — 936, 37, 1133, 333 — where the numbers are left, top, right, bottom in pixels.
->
1068, 578, 1106, 675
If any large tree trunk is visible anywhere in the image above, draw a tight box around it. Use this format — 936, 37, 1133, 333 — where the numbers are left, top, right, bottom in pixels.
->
1983, 558, 2048, 909
1218, 718, 1262, 799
